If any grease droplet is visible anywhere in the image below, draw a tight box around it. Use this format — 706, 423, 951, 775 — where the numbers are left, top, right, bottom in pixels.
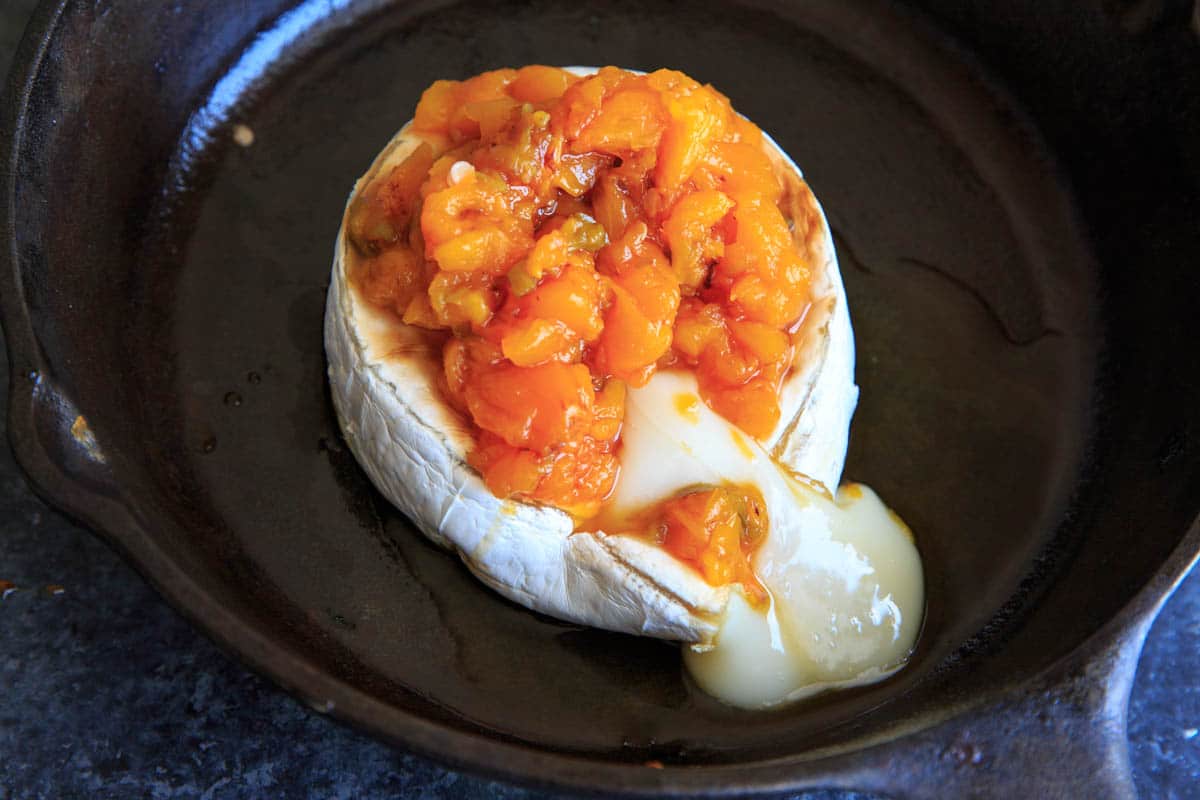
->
223, 391, 243, 407
944, 741, 983, 766
232, 123, 255, 147
247, 371, 262, 385
45, 584, 65, 597
307, 698, 336, 714
328, 610, 357, 630
200, 436, 217, 454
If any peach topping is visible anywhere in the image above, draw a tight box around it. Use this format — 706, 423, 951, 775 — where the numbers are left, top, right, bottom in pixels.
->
348, 66, 815, 590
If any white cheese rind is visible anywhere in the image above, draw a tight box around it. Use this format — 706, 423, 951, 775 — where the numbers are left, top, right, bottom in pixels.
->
326, 239, 723, 639
324, 70, 858, 643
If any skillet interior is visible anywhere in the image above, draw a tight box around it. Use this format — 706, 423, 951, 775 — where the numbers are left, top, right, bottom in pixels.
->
4, 0, 1199, 774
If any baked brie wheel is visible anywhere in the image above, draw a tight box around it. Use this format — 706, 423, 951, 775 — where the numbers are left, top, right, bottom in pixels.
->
325, 66, 923, 708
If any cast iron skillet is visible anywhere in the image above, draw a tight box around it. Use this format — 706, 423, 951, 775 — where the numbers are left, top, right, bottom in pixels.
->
3, 0, 1199, 796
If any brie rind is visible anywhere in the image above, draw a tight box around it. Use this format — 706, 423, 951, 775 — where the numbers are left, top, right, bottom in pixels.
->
324, 68, 857, 643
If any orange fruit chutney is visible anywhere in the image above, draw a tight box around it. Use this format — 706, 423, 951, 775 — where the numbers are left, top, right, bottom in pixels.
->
347, 66, 814, 594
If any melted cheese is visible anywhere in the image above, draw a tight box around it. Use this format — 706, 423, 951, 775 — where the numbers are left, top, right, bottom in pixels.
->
614, 371, 924, 708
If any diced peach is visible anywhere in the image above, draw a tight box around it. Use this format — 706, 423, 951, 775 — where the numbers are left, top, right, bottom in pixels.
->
446, 69, 519, 141
553, 66, 634, 140
697, 141, 781, 204
720, 199, 792, 279
357, 247, 424, 314
727, 112, 763, 146
470, 433, 542, 497
593, 281, 671, 383
530, 436, 619, 518
655, 85, 730, 193
671, 300, 725, 360
590, 379, 626, 441
570, 89, 669, 154
591, 175, 637, 239
552, 152, 610, 197
401, 292, 440, 329
352, 65, 820, 520
700, 332, 758, 386
461, 69, 520, 103
658, 486, 766, 601
700, 376, 780, 440
662, 190, 734, 290
464, 361, 594, 452
501, 318, 578, 366
348, 143, 435, 253
621, 259, 680, 322
728, 272, 809, 328
518, 263, 605, 342
508, 65, 578, 103
465, 97, 523, 141
413, 80, 463, 134
432, 227, 525, 274
728, 319, 790, 365
427, 271, 500, 328
596, 221, 667, 276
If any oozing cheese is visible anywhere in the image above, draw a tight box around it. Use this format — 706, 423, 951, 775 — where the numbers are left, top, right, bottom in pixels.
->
610, 371, 923, 708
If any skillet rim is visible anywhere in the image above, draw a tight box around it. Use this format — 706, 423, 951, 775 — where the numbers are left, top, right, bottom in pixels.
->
3, 0, 1199, 794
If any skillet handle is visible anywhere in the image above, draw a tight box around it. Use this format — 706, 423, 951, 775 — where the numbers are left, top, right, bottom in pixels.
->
839, 611, 1156, 800
5, 364, 130, 532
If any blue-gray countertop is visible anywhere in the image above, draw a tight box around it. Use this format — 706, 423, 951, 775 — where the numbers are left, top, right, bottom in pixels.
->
2, 4, 1199, 798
